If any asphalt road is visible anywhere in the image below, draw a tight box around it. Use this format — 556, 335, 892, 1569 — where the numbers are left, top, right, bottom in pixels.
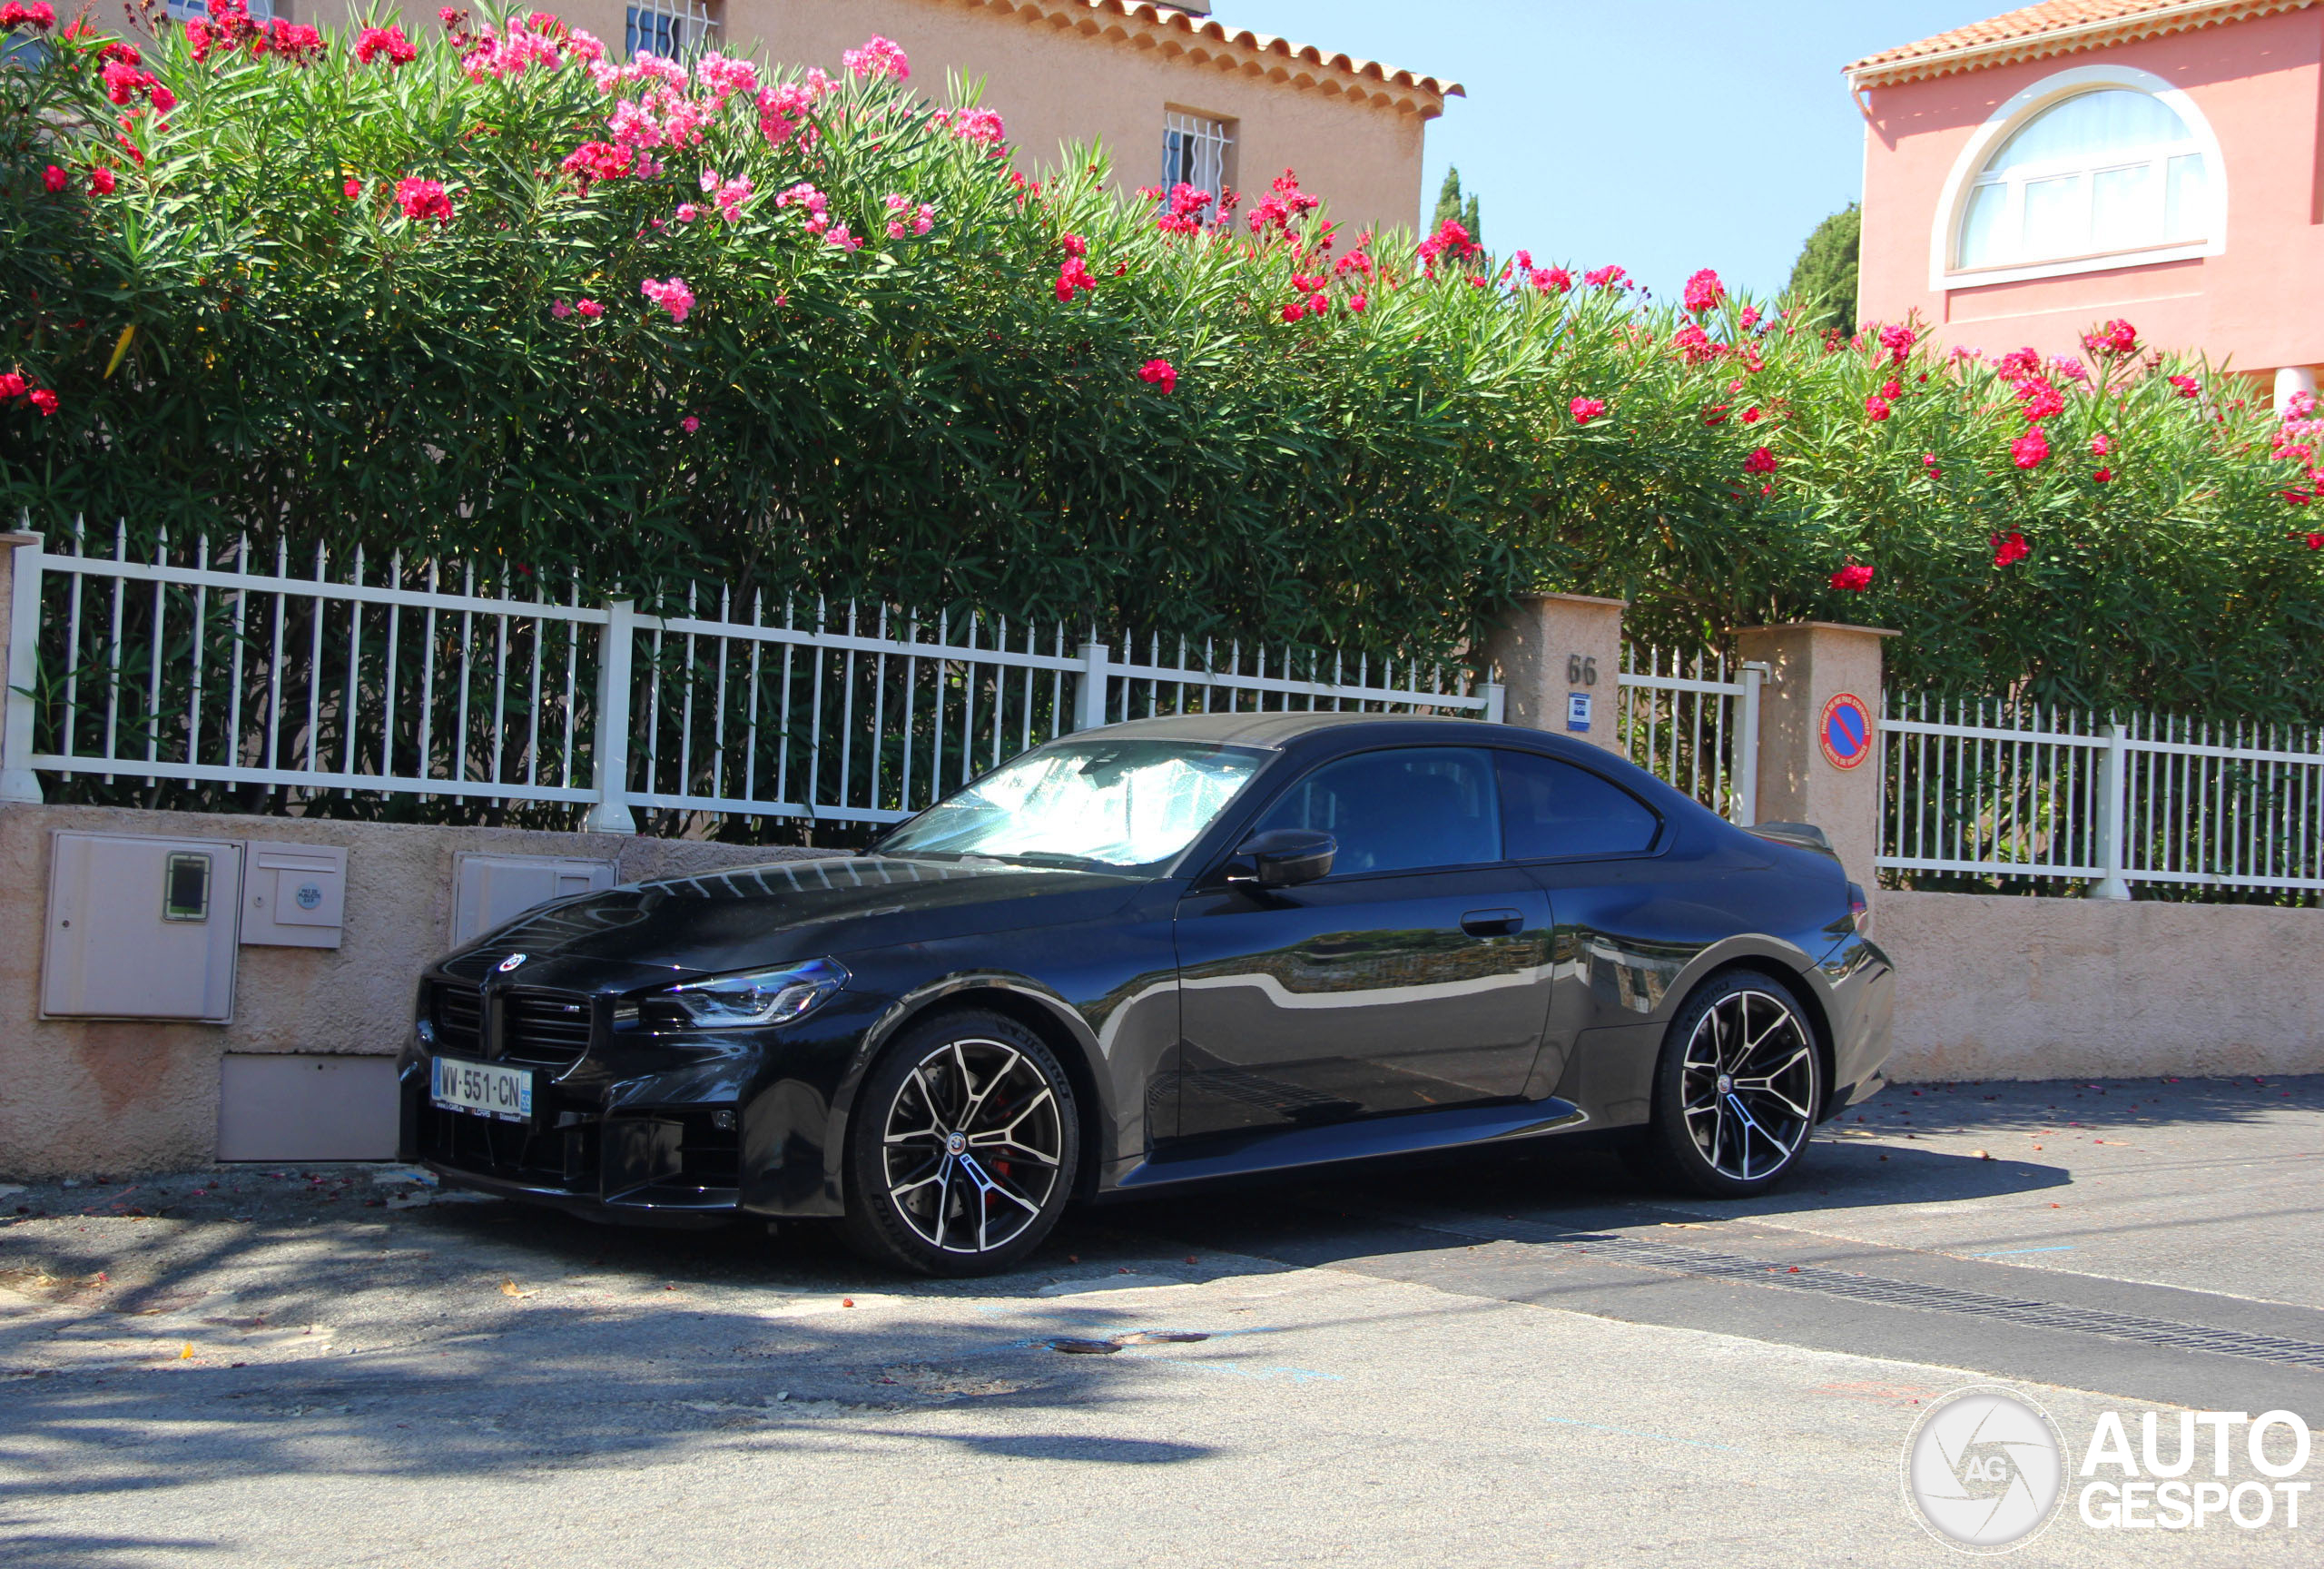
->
3, 1074, 2319, 1567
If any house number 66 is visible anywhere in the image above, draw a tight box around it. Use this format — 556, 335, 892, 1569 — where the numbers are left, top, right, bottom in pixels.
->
1566, 655, 1599, 686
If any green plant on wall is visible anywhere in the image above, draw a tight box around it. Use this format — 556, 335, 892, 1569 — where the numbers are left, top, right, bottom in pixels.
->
3, 6, 2321, 724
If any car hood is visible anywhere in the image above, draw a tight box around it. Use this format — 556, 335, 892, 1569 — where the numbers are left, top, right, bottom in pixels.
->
434, 854, 1150, 988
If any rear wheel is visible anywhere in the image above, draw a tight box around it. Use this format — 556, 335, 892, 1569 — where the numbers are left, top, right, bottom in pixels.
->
1634, 971, 1820, 1198
842, 1010, 1079, 1277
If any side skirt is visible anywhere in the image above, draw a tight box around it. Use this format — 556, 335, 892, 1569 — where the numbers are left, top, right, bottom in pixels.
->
1107, 1098, 1589, 1194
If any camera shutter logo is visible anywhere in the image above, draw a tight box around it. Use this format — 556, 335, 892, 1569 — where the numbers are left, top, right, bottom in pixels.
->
1901, 1386, 2066, 1552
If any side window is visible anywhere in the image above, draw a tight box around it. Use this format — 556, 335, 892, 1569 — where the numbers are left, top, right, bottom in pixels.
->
1253, 747, 1500, 876
1498, 751, 1659, 860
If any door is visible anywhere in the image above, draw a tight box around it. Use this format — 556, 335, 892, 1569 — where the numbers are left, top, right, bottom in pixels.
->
1174, 746, 1555, 1139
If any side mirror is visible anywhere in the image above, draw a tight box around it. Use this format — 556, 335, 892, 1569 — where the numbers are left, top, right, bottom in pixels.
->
1228, 829, 1336, 890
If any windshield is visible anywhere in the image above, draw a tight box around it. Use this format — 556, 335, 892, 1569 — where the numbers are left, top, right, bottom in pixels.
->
877, 739, 1265, 872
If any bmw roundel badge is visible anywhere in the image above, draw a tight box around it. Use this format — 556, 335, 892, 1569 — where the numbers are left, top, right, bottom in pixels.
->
497, 952, 528, 973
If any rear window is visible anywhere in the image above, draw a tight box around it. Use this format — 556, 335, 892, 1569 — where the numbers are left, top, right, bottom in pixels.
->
1498, 751, 1659, 860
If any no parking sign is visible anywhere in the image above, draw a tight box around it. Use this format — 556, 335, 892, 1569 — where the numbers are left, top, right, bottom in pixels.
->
1820, 692, 1873, 770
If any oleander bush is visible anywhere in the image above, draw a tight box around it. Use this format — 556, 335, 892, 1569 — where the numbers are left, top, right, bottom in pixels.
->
4, 4, 2321, 718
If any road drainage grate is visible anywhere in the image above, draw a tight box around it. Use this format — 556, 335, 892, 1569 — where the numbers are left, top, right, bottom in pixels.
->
1378, 1207, 2324, 1372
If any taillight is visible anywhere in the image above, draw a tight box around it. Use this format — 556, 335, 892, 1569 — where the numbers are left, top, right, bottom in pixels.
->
1847, 882, 1871, 935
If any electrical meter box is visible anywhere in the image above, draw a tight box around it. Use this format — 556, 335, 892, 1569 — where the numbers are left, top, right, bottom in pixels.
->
241, 842, 350, 949
450, 853, 617, 946
43, 832, 243, 1021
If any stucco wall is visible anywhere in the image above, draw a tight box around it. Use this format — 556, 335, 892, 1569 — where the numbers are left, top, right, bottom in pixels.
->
1875, 889, 2324, 1082
0, 804, 831, 1179
281, 0, 1442, 239
1856, 8, 2324, 374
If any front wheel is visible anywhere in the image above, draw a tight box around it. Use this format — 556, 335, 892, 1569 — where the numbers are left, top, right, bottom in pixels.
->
1634, 971, 1821, 1198
842, 1011, 1079, 1277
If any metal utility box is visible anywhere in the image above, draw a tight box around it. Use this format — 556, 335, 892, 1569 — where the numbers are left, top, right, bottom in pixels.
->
217, 1054, 399, 1161
450, 853, 617, 946
43, 832, 242, 1021
241, 842, 350, 949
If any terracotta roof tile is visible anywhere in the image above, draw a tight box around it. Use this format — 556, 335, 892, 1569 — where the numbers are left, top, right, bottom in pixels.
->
1846, 0, 2316, 85
1029, 2, 1464, 104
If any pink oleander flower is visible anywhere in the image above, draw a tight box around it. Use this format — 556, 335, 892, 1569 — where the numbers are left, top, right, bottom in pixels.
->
2012, 428, 2050, 469
560, 141, 635, 190
567, 29, 604, 64
1739, 305, 1761, 331
1057, 255, 1097, 301
681, 416, 701, 433
1878, 323, 1916, 364
2281, 390, 2318, 421
1570, 396, 1607, 426
1865, 395, 1892, 421
0, 3, 57, 30
1137, 359, 1177, 393
2018, 382, 2064, 424
842, 35, 908, 81
775, 182, 827, 215
42, 164, 67, 194
576, 298, 603, 318
1741, 407, 1762, 425
355, 24, 415, 64
1830, 562, 1874, 592
1582, 263, 1627, 290
551, 300, 573, 319
2082, 318, 2140, 357
1681, 268, 1724, 313
949, 108, 1006, 147
342, 177, 363, 200
1992, 531, 2030, 567
694, 52, 758, 105
675, 202, 700, 222
395, 177, 454, 223
640, 276, 694, 322
2090, 433, 2112, 457
2168, 374, 2201, 399
1880, 379, 1902, 399
1346, 292, 1367, 313
0, 372, 22, 400
90, 166, 116, 195
28, 387, 59, 416
824, 223, 862, 252
2093, 468, 2113, 483
1743, 445, 1777, 475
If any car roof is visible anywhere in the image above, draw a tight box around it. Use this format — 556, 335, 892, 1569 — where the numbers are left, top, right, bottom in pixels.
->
1086, 710, 1550, 750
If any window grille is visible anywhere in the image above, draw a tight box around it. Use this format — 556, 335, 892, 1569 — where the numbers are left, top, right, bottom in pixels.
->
165, 0, 275, 20
1161, 111, 1231, 199
626, 0, 716, 60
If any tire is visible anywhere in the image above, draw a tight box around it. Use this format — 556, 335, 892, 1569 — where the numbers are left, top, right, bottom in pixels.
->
841, 1009, 1080, 1278
1633, 970, 1821, 1199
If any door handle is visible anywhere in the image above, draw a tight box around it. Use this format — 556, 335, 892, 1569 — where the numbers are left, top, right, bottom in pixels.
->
1461, 908, 1525, 938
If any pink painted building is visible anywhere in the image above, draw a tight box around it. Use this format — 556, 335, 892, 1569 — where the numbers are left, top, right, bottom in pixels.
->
1849, 0, 2323, 405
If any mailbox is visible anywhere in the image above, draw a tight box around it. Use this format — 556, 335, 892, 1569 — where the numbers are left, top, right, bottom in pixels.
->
241, 843, 349, 949
43, 832, 242, 1021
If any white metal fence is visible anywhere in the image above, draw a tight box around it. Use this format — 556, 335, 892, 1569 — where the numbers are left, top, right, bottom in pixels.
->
1617, 645, 1763, 824
1880, 696, 2324, 897
0, 528, 1502, 830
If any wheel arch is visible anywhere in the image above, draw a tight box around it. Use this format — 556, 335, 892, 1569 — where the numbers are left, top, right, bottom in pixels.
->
832, 976, 1111, 1205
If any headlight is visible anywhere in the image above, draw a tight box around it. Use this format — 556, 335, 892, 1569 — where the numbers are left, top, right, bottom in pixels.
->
651, 958, 848, 1030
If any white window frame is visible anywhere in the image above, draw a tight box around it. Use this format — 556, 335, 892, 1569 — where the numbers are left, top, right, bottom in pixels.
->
1929, 64, 2227, 292
1161, 110, 1233, 200
625, 0, 716, 60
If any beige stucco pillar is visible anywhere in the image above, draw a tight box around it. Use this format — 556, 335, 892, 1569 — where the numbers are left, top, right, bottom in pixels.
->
1482, 592, 1627, 755
1733, 621, 1898, 891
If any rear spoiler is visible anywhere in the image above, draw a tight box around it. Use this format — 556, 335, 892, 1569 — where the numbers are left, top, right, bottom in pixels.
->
1745, 821, 1836, 857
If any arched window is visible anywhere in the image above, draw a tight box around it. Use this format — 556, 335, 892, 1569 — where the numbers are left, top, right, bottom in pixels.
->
1955, 87, 2211, 271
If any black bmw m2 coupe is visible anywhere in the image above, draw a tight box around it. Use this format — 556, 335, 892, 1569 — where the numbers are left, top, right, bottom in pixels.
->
402, 712, 1895, 1275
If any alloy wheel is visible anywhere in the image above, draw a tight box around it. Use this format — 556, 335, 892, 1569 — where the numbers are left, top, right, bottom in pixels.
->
879, 1036, 1066, 1255
1678, 988, 1817, 1182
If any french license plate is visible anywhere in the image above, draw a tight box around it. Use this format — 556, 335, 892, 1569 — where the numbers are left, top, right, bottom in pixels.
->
430, 1056, 534, 1123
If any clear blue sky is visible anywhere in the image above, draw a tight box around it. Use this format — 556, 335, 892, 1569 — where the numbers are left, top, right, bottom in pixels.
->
1229, 1, 2002, 302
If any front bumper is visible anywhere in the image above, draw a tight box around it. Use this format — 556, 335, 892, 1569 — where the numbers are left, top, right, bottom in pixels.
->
397, 983, 892, 1221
